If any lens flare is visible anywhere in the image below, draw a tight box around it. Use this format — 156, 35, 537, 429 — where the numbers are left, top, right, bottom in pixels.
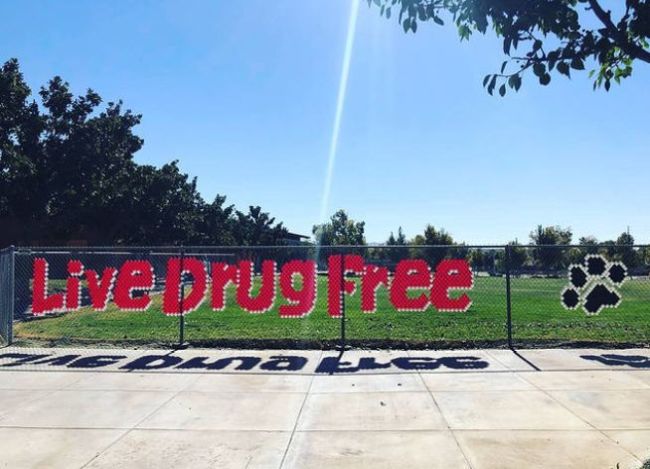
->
317, 0, 360, 233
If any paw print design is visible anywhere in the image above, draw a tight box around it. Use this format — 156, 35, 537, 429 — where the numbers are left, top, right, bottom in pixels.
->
561, 254, 628, 315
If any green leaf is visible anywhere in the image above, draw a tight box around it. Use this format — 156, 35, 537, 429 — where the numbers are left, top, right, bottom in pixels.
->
499, 84, 506, 96
458, 24, 470, 40
402, 18, 410, 33
500, 61, 507, 74
433, 16, 444, 25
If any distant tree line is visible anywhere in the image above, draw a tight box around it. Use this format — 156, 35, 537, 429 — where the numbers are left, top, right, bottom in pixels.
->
0, 59, 289, 246
2, 57, 647, 263
314, 211, 649, 271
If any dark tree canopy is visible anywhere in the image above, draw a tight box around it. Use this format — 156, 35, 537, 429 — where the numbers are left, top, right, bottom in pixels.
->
234, 206, 290, 246
530, 225, 573, 269
313, 210, 366, 246
369, 0, 650, 94
502, 240, 528, 270
386, 226, 407, 246
411, 224, 458, 266
0, 59, 289, 246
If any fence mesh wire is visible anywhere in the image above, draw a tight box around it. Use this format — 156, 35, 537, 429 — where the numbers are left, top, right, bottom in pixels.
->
3, 245, 649, 349
342, 246, 507, 347
0, 248, 14, 344
183, 247, 338, 347
13, 249, 180, 346
510, 245, 650, 346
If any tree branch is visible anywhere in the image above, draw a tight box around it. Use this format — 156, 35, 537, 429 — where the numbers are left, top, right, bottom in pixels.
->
588, 0, 650, 63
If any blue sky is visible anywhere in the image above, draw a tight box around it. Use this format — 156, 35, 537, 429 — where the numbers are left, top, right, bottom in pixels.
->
2, 0, 649, 244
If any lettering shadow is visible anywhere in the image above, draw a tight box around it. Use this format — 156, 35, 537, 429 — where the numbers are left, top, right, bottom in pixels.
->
0, 352, 491, 374
581, 353, 650, 369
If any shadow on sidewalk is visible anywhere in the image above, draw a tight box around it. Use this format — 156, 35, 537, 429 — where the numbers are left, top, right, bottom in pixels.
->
581, 353, 650, 368
0, 350, 492, 374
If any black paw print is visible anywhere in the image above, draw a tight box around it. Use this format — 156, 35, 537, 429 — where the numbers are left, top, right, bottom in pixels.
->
561, 254, 628, 315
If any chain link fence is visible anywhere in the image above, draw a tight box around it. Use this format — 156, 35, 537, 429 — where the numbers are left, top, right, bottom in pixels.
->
509, 244, 650, 346
0, 247, 14, 344
1, 245, 648, 349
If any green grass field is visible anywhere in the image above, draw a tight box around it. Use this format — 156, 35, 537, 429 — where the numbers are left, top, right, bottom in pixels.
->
13, 276, 650, 347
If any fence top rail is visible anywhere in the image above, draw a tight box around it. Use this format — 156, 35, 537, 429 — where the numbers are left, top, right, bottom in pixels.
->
7, 244, 650, 253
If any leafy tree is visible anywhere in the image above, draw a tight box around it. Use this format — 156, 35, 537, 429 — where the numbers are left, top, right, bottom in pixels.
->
579, 235, 600, 253
530, 225, 572, 270
0, 58, 291, 247
413, 224, 454, 245
613, 230, 639, 267
494, 241, 528, 273
118, 162, 204, 245
193, 195, 237, 246
0, 59, 43, 228
385, 226, 408, 262
639, 246, 650, 266
508, 241, 529, 270
411, 224, 455, 266
312, 210, 366, 245
565, 247, 584, 265
598, 239, 617, 258
0, 59, 146, 244
369, 0, 650, 94
467, 248, 495, 271
594, 233, 638, 266
234, 206, 288, 246
562, 235, 597, 264
387, 226, 407, 246
616, 231, 635, 245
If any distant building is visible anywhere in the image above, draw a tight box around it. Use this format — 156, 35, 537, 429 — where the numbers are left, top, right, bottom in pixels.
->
283, 232, 310, 246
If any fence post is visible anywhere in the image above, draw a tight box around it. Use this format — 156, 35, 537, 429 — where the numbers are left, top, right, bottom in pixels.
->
505, 244, 513, 348
1, 246, 16, 345
340, 252, 346, 350
178, 245, 185, 347
9, 246, 14, 345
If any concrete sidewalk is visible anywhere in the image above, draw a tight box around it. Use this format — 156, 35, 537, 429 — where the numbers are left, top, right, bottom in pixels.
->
0, 347, 648, 468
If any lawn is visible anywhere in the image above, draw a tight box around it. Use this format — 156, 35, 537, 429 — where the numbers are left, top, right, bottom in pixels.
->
13, 276, 650, 347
